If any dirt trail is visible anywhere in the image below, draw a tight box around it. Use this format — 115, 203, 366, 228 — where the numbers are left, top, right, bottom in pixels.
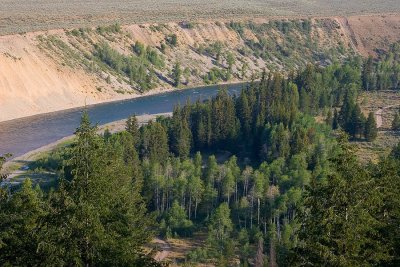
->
375, 104, 400, 128
153, 238, 172, 262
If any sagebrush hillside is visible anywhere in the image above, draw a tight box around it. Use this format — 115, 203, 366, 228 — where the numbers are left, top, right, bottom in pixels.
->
0, 15, 399, 122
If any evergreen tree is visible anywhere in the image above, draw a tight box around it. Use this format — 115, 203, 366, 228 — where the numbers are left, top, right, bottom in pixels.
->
364, 112, 378, 141
141, 121, 169, 163
0, 179, 44, 265
170, 107, 192, 159
172, 62, 182, 87
392, 112, 400, 131
126, 114, 140, 148
332, 108, 339, 130
362, 56, 376, 91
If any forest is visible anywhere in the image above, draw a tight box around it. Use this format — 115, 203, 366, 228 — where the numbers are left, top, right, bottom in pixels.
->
0, 42, 400, 266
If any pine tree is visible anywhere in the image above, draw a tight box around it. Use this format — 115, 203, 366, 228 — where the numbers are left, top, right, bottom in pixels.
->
0, 153, 11, 198
332, 108, 339, 130
141, 121, 169, 163
364, 112, 378, 141
362, 56, 376, 91
170, 107, 192, 158
172, 62, 182, 87
0, 179, 44, 265
349, 104, 366, 139
392, 112, 400, 131
126, 114, 140, 148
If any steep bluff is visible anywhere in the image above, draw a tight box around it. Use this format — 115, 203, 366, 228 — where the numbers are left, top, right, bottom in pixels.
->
0, 14, 399, 122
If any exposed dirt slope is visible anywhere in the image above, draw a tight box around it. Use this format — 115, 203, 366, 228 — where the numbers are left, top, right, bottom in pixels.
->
0, 15, 399, 122
0, 32, 136, 121
337, 14, 400, 56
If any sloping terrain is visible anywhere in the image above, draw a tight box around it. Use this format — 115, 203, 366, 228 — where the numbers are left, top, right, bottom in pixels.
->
0, 14, 399, 122
337, 14, 400, 56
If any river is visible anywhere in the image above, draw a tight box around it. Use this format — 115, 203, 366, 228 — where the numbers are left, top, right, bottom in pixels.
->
0, 83, 245, 158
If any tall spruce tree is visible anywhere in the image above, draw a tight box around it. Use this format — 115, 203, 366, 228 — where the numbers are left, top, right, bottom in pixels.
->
39, 112, 153, 266
392, 112, 400, 131
0, 179, 44, 265
364, 112, 378, 141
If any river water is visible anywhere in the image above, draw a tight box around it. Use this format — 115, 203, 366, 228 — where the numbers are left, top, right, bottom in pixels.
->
0, 83, 245, 158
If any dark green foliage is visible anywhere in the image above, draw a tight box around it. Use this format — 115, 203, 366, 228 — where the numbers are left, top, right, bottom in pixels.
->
339, 93, 366, 139
171, 62, 182, 87
140, 120, 169, 163
296, 134, 397, 266
364, 112, 378, 141
126, 114, 140, 148
0, 112, 157, 266
0, 179, 44, 266
392, 112, 400, 131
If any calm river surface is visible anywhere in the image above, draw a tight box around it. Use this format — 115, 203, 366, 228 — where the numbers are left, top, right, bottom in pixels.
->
0, 83, 245, 158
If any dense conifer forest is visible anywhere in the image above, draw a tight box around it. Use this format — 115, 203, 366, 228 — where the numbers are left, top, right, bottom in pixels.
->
1, 43, 400, 266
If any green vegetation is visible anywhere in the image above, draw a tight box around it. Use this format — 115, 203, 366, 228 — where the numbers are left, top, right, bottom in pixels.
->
227, 19, 344, 69
166, 34, 178, 47
171, 62, 182, 87
93, 42, 158, 91
0, 113, 156, 266
2, 45, 400, 265
362, 43, 400, 91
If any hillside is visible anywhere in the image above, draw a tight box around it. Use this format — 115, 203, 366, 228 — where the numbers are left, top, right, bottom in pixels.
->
0, 14, 399, 122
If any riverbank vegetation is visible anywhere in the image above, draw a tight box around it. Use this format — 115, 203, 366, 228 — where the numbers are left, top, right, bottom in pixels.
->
1, 46, 400, 266
36, 18, 352, 96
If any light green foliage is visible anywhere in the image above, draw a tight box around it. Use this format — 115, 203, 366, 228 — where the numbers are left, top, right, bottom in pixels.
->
93, 42, 160, 91
165, 201, 193, 237
207, 203, 234, 258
